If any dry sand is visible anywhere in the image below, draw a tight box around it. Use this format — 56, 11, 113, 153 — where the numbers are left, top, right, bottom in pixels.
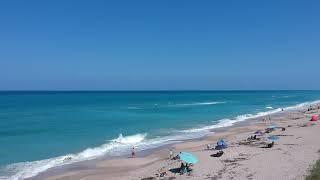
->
39, 106, 320, 180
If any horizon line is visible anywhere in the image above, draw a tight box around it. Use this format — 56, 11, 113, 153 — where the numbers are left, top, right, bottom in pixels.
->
0, 89, 319, 92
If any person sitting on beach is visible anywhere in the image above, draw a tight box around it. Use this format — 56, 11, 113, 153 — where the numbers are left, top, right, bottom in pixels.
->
172, 152, 181, 160
248, 135, 258, 141
253, 135, 260, 140
186, 163, 193, 175
179, 163, 185, 174
207, 144, 211, 150
179, 163, 186, 175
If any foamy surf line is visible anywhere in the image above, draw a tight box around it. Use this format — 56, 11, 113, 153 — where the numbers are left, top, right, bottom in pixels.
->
181, 100, 320, 133
175, 101, 225, 106
1, 100, 320, 180
125, 101, 225, 110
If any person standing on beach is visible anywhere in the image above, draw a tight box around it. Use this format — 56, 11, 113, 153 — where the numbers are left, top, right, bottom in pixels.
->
131, 146, 135, 158
169, 149, 173, 159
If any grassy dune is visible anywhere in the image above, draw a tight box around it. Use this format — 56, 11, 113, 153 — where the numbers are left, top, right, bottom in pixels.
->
306, 159, 320, 180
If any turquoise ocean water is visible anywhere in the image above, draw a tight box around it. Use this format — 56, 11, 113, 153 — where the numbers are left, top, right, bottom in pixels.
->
1, 91, 320, 179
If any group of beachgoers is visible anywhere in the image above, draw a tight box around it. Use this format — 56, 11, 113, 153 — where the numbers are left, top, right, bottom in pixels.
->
166, 153, 194, 175
138, 106, 320, 180
307, 105, 320, 112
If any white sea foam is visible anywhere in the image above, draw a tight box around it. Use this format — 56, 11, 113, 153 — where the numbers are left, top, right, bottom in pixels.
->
1, 131, 206, 180
126, 101, 225, 110
266, 106, 273, 109
0, 133, 147, 180
281, 95, 295, 98
180, 113, 261, 133
127, 107, 141, 110
180, 100, 320, 133
2, 100, 320, 180
175, 101, 225, 106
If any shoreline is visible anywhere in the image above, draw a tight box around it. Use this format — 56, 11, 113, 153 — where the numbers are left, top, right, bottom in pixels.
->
31, 103, 320, 180
31, 115, 259, 180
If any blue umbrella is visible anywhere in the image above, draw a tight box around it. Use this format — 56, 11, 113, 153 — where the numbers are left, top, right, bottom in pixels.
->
179, 152, 198, 164
268, 123, 278, 129
215, 139, 228, 150
268, 135, 280, 141
217, 139, 225, 146
268, 125, 276, 129
254, 130, 264, 136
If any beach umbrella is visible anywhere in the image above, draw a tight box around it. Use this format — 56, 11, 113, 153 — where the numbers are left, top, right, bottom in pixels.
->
179, 152, 198, 164
310, 115, 318, 121
254, 130, 264, 136
215, 139, 228, 150
267, 135, 280, 141
217, 139, 225, 146
268, 123, 278, 129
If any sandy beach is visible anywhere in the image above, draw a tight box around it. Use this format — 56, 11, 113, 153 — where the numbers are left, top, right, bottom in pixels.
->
35, 105, 320, 180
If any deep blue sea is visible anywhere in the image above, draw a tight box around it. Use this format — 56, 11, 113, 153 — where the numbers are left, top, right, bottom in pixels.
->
1, 91, 320, 179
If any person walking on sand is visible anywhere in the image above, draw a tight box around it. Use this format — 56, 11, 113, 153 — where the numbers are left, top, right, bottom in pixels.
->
131, 146, 135, 158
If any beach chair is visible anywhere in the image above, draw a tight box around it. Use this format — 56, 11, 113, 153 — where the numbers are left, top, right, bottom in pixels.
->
262, 141, 274, 148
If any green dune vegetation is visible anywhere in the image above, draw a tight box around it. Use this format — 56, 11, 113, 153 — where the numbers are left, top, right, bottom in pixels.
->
306, 159, 320, 180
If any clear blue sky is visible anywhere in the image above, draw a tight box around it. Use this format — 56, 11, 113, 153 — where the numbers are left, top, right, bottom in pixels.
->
0, 0, 319, 90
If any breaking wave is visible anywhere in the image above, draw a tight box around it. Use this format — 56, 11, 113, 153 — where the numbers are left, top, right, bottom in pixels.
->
180, 100, 320, 133
174, 101, 225, 106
